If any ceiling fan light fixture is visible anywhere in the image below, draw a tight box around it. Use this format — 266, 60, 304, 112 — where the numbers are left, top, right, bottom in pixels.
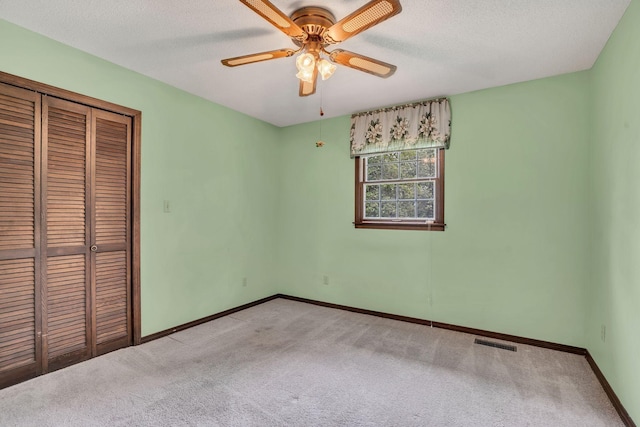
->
317, 59, 337, 80
295, 52, 317, 83
296, 53, 316, 72
296, 68, 315, 84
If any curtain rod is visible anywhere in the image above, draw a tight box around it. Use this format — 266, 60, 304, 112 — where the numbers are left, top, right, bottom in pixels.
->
351, 97, 448, 118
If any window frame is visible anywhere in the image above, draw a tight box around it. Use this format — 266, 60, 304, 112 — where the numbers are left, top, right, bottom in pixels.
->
354, 148, 445, 231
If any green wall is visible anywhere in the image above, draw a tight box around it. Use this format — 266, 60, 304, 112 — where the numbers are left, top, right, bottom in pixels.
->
276, 72, 591, 347
0, 19, 282, 336
588, 0, 640, 420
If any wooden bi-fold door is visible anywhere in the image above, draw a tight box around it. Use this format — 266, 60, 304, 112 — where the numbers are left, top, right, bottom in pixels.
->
0, 83, 42, 386
0, 83, 133, 387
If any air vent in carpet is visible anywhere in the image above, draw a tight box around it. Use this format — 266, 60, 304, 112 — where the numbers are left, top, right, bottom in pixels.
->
474, 338, 517, 352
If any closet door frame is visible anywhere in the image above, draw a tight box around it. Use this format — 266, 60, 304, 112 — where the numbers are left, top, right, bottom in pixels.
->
0, 71, 142, 349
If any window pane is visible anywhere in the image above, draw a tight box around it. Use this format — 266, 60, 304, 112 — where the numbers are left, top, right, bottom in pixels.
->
417, 181, 435, 199
398, 201, 416, 218
382, 163, 399, 180
380, 184, 396, 200
417, 200, 435, 219
365, 185, 380, 201
417, 149, 435, 160
418, 159, 436, 178
367, 154, 382, 165
400, 150, 417, 161
367, 165, 382, 181
417, 149, 437, 178
382, 152, 399, 163
381, 201, 397, 218
365, 202, 380, 218
400, 162, 417, 179
398, 183, 416, 200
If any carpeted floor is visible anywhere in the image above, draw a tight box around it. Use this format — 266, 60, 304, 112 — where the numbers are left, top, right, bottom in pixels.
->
0, 298, 622, 426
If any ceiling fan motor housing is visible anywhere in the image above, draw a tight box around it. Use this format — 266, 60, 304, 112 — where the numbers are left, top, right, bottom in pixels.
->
290, 7, 336, 48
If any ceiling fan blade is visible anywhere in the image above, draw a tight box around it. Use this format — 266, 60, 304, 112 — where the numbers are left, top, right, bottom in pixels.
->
221, 48, 296, 67
299, 67, 318, 97
322, 0, 402, 45
239, 0, 307, 42
329, 49, 397, 78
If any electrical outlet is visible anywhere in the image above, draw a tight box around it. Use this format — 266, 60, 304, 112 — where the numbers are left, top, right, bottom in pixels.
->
242, 277, 248, 287
322, 275, 329, 285
601, 325, 606, 342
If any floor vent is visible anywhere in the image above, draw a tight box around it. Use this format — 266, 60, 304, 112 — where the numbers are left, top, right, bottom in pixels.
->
474, 338, 517, 352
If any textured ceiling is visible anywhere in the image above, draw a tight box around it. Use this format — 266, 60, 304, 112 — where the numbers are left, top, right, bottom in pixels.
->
0, 0, 631, 127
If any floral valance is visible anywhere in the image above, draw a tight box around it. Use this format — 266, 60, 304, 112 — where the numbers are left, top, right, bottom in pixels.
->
350, 98, 451, 158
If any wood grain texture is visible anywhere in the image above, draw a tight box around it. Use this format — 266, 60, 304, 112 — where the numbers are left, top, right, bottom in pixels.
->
131, 112, 142, 345
0, 83, 40, 385
0, 72, 141, 388
94, 116, 128, 246
46, 255, 87, 358
92, 111, 131, 352
41, 97, 92, 371
0, 71, 139, 117
44, 103, 88, 248
95, 251, 128, 344
0, 258, 36, 373
0, 88, 36, 252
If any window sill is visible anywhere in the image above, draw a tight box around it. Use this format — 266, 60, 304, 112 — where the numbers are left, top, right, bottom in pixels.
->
354, 221, 445, 231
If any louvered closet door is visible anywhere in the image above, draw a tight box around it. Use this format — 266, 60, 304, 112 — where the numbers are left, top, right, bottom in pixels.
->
0, 83, 41, 387
0, 81, 134, 387
91, 110, 131, 355
42, 97, 92, 372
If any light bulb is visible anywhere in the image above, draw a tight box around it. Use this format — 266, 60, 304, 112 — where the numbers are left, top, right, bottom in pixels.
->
296, 53, 317, 83
296, 69, 315, 84
317, 59, 337, 81
296, 53, 316, 72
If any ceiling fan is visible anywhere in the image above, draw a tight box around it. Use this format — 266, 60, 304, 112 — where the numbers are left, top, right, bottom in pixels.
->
221, 0, 402, 97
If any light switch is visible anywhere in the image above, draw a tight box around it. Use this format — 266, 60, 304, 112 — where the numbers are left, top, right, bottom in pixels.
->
163, 200, 171, 213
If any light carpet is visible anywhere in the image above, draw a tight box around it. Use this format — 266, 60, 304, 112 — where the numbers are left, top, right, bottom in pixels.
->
0, 298, 622, 426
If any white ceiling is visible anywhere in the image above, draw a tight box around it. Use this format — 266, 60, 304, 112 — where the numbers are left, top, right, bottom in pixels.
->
0, 0, 630, 127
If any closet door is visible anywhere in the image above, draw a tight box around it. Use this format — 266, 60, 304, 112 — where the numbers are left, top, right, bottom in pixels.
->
42, 97, 92, 372
91, 110, 131, 355
0, 83, 41, 387
1, 77, 136, 388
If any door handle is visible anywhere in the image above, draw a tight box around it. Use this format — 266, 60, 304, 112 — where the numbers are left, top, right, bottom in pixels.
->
90, 245, 98, 252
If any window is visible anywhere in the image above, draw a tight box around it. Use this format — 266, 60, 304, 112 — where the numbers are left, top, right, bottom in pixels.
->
355, 148, 444, 231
